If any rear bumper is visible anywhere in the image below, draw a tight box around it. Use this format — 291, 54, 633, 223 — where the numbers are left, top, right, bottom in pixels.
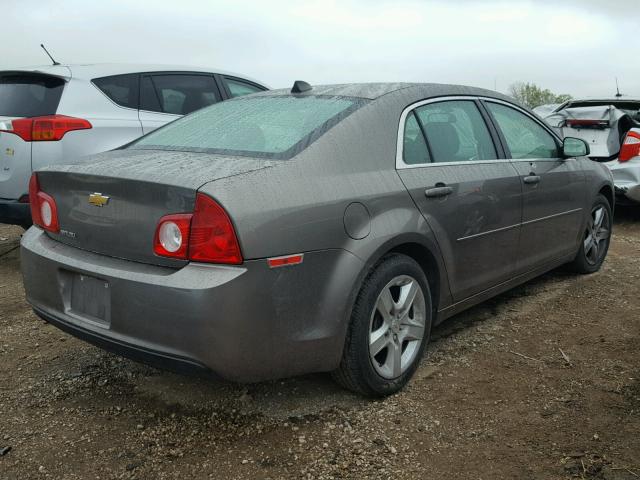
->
20, 228, 364, 382
605, 159, 640, 204
33, 306, 213, 376
0, 198, 31, 226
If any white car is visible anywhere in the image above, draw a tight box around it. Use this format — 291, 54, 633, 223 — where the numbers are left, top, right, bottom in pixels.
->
532, 103, 561, 118
0, 64, 267, 226
543, 98, 640, 204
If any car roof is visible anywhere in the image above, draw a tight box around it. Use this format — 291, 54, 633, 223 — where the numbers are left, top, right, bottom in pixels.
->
0, 63, 268, 87
262, 82, 515, 102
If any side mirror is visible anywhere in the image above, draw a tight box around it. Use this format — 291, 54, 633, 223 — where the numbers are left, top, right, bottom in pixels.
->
562, 137, 590, 158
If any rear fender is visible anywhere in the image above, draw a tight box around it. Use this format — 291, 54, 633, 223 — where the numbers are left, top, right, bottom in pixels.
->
345, 228, 452, 325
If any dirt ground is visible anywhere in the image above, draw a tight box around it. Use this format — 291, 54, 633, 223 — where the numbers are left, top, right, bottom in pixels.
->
1, 209, 639, 480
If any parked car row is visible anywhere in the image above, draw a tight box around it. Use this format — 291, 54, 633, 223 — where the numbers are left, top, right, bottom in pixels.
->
18, 80, 614, 396
0, 64, 267, 227
539, 97, 640, 204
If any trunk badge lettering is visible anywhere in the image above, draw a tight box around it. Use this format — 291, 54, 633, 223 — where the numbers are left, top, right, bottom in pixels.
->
88, 193, 110, 207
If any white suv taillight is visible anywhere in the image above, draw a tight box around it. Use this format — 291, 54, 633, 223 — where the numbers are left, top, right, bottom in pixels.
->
28, 173, 60, 233
0, 115, 92, 142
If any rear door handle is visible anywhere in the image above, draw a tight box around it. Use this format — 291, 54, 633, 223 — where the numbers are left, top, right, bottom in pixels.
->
424, 185, 453, 198
523, 175, 541, 185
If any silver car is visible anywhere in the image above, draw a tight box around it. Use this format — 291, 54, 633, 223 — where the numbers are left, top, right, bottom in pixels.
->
0, 64, 267, 227
21, 83, 614, 396
543, 98, 640, 204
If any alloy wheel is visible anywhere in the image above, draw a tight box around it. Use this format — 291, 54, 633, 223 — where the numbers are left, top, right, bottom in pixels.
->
368, 275, 426, 379
583, 205, 610, 266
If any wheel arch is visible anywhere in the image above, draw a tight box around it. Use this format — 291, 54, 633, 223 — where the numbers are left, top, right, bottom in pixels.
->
387, 242, 442, 316
350, 233, 452, 321
598, 183, 614, 210
332, 236, 450, 394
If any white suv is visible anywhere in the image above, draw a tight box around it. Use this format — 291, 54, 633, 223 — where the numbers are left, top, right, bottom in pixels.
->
0, 64, 267, 226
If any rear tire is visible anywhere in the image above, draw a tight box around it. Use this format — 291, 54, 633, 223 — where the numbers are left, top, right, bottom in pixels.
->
568, 194, 612, 274
332, 253, 432, 397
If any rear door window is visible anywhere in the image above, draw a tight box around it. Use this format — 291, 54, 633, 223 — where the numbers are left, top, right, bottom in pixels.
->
140, 74, 221, 115
0, 74, 65, 117
140, 76, 162, 113
223, 77, 264, 98
92, 74, 139, 109
486, 102, 559, 159
413, 100, 497, 163
403, 112, 431, 165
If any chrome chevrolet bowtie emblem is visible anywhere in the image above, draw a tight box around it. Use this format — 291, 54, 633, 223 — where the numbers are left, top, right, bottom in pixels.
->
88, 192, 110, 207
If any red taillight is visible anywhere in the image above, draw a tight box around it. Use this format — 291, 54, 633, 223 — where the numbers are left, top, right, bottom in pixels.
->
28, 173, 59, 233
2, 118, 33, 141
153, 193, 243, 264
33, 115, 92, 141
0, 115, 92, 142
153, 214, 193, 259
619, 130, 640, 163
189, 193, 242, 264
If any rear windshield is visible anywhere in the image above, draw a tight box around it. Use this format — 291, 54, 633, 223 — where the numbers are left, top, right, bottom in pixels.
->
129, 95, 366, 159
0, 74, 65, 117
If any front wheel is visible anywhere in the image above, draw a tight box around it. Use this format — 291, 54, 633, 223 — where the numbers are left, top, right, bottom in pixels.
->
332, 253, 432, 397
568, 194, 612, 274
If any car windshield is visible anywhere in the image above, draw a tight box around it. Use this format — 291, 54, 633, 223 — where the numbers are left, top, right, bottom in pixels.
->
129, 95, 366, 159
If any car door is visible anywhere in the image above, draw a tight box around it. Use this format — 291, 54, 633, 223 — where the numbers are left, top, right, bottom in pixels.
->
482, 100, 586, 273
396, 98, 523, 302
138, 73, 222, 134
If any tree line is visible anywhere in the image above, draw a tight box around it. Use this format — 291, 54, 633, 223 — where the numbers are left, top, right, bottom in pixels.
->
507, 82, 572, 109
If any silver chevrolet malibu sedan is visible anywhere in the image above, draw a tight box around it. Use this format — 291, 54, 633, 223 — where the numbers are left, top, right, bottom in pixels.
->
21, 82, 614, 396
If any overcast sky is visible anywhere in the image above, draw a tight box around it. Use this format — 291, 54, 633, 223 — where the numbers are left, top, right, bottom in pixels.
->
2, 0, 638, 98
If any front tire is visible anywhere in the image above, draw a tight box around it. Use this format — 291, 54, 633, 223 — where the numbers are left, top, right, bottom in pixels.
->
568, 194, 612, 274
332, 253, 432, 397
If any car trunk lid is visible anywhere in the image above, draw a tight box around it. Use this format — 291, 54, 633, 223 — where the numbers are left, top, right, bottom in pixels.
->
37, 149, 274, 267
545, 105, 637, 162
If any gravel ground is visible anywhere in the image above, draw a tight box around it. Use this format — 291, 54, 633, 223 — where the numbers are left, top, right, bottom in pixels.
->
1, 209, 639, 480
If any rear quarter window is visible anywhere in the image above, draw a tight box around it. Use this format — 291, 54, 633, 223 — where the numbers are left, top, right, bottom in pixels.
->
92, 74, 139, 109
0, 74, 65, 117
224, 77, 265, 98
